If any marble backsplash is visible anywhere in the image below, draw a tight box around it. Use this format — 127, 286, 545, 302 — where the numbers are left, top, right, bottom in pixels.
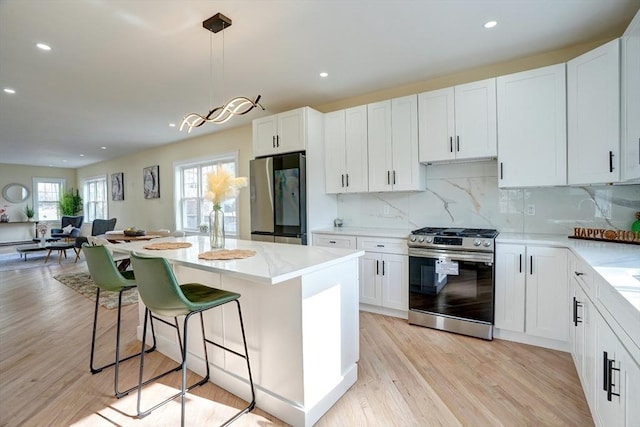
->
336, 161, 640, 234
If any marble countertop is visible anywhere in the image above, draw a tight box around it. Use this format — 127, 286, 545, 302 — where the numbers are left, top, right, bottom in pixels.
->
313, 227, 411, 239
108, 235, 364, 285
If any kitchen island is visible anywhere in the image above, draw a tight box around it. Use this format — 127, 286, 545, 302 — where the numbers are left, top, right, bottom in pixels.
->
109, 236, 364, 426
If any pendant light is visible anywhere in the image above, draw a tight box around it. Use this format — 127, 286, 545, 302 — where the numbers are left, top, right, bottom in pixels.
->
180, 13, 264, 133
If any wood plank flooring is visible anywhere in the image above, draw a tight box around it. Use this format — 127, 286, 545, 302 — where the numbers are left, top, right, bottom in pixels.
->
0, 250, 594, 426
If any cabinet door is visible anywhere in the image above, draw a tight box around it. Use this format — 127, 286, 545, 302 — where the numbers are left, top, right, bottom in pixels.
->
494, 244, 526, 332
572, 280, 592, 402
324, 110, 347, 194
454, 78, 497, 160
359, 252, 382, 306
622, 10, 640, 181
367, 100, 393, 192
277, 108, 306, 154
621, 345, 640, 427
380, 253, 408, 311
345, 105, 369, 193
253, 115, 278, 157
568, 39, 621, 184
418, 87, 455, 163
594, 313, 624, 427
497, 64, 567, 187
525, 246, 568, 341
391, 95, 421, 191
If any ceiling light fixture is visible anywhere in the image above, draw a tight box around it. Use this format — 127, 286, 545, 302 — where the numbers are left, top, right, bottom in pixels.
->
484, 20, 497, 29
3, 88, 16, 94
320, 72, 328, 78
36, 43, 51, 51
180, 13, 264, 133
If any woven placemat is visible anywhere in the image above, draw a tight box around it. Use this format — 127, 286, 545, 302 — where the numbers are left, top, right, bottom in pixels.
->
198, 249, 256, 260
143, 242, 193, 250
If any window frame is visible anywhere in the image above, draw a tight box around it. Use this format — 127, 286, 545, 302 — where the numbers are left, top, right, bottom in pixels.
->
82, 175, 108, 222
173, 152, 241, 237
31, 177, 65, 221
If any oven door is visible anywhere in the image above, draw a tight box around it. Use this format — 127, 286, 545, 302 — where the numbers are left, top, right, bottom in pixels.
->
408, 248, 495, 324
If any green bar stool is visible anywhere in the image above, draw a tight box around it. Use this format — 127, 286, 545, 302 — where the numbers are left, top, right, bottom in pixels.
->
83, 243, 157, 398
129, 252, 255, 427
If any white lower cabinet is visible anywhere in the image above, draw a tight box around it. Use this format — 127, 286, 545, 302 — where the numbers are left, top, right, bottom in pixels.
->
312, 233, 356, 249
494, 244, 568, 342
570, 268, 596, 408
593, 310, 640, 427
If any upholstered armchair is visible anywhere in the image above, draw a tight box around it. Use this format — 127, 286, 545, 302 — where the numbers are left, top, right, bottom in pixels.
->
51, 215, 84, 240
74, 218, 117, 262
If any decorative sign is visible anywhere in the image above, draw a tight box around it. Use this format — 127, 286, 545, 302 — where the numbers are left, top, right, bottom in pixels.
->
436, 258, 459, 275
570, 227, 640, 245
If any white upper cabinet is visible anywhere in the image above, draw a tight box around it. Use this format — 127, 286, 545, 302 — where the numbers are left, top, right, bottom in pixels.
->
568, 39, 621, 184
622, 9, 640, 181
368, 95, 424, 192
418, 78, 497, 163
324, 106, 368, 194
253, 107, 307, 157
497, 64, 567, 187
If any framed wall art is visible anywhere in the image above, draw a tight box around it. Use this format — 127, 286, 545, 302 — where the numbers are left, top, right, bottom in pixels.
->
111, 172, 124, 201
143, 165, 160, 199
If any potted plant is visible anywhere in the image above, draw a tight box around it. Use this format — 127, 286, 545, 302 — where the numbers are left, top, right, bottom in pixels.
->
25, 204, 34, 220
59, 188, 83, 216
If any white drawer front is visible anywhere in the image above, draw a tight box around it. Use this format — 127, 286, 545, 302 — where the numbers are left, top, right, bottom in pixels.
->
357, 237, 407, 255
313, 234, 356, 249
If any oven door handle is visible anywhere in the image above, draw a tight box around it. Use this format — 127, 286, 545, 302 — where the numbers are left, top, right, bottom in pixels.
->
408, 248, 493, 264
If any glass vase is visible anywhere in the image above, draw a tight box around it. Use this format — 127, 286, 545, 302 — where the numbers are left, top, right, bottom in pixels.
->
209, 207, 225, 249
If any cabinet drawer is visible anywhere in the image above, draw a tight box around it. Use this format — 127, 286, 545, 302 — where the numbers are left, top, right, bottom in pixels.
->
357, 237, 407, 255
313, 234, 356, 249
571, 254, 595, 297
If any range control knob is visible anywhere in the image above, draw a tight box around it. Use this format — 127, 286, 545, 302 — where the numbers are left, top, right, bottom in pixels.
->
418, 236, 425, 243
425, 236, 433, 244
473, 239, 481, 246
483, 240, 492, 247
409, 235, 417, 242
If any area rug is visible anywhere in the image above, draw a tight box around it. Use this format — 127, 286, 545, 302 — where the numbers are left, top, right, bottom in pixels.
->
53, 272, 138, 309
0, 251, 49, 271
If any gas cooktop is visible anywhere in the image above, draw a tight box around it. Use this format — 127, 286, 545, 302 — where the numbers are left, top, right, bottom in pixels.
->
408, 227, 499, 251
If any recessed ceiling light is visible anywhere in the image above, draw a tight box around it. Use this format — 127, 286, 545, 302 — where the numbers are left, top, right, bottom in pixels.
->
101, 146, 107, 150
169, 123, 176, 127
80, 154, 85, 157
3, 88, 16, 94
36, 43, 52, 51
484, 20, 497, 29
320, 72, 328, 78
63, 159, 67, 163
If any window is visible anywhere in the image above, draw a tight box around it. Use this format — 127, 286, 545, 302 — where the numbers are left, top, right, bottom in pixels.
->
32, 177, 65, 221
83, 176, 107, 221
175, 153, 240, 236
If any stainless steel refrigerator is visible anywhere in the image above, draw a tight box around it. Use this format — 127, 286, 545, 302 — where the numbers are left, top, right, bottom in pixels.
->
250, 152, 307, 244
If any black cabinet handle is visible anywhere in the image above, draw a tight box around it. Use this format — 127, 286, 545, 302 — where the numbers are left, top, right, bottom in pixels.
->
276, 135, 280, 147
609, 151, 614, 172
341, 174, 345, 187
575, 271, 584, 276
382, 260, 385, 275
500, 162, 504, 180
376, 260, 379, 275
456, 135, 460, 152
272, 136, 276, 148
603, 351, 609, 391
607, 358, 621, 401
376, 244, 384, 247
450, 137, 453, 153
572, 297, 582, 326
329, 240, 336, 244
387, 170, 390, 185
393, 170, 396, 185
346, 174, 349, 187
530, 256, 533, 275
519, 254, 522, 273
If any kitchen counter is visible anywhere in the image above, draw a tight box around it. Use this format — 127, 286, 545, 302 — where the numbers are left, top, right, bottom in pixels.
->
109, 236, 364, 427
313, 226, 411, 239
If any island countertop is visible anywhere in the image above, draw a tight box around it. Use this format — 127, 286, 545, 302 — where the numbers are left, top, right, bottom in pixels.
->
108, 235, 364, 285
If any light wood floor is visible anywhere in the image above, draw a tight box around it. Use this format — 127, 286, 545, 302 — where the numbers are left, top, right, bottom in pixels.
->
0, 249, 594, 426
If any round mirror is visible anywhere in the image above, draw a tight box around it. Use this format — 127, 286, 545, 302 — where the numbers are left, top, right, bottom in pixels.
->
2, 183, 30, 203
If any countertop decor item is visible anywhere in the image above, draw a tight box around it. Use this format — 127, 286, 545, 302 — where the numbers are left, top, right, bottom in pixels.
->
123, 227, 146, 237
569, 226, 640, 245
179, 12, 264, 133
632, 212, 640, 234
142, 242, 192, 250
198, 249, 256, 260
204, 168, 247, 249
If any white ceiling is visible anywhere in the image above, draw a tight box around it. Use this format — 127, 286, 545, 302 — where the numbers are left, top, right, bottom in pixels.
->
1, 0, 639, 169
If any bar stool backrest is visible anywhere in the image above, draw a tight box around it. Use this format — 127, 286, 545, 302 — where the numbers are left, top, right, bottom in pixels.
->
83, 244, 134, 292
130, 252, 192, 317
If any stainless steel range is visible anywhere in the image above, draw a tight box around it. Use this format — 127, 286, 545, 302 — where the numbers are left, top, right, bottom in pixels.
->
407, 227, 499, 340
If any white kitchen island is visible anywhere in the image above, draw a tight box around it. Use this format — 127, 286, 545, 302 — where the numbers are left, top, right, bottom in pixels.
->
109, 236, 364, 427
